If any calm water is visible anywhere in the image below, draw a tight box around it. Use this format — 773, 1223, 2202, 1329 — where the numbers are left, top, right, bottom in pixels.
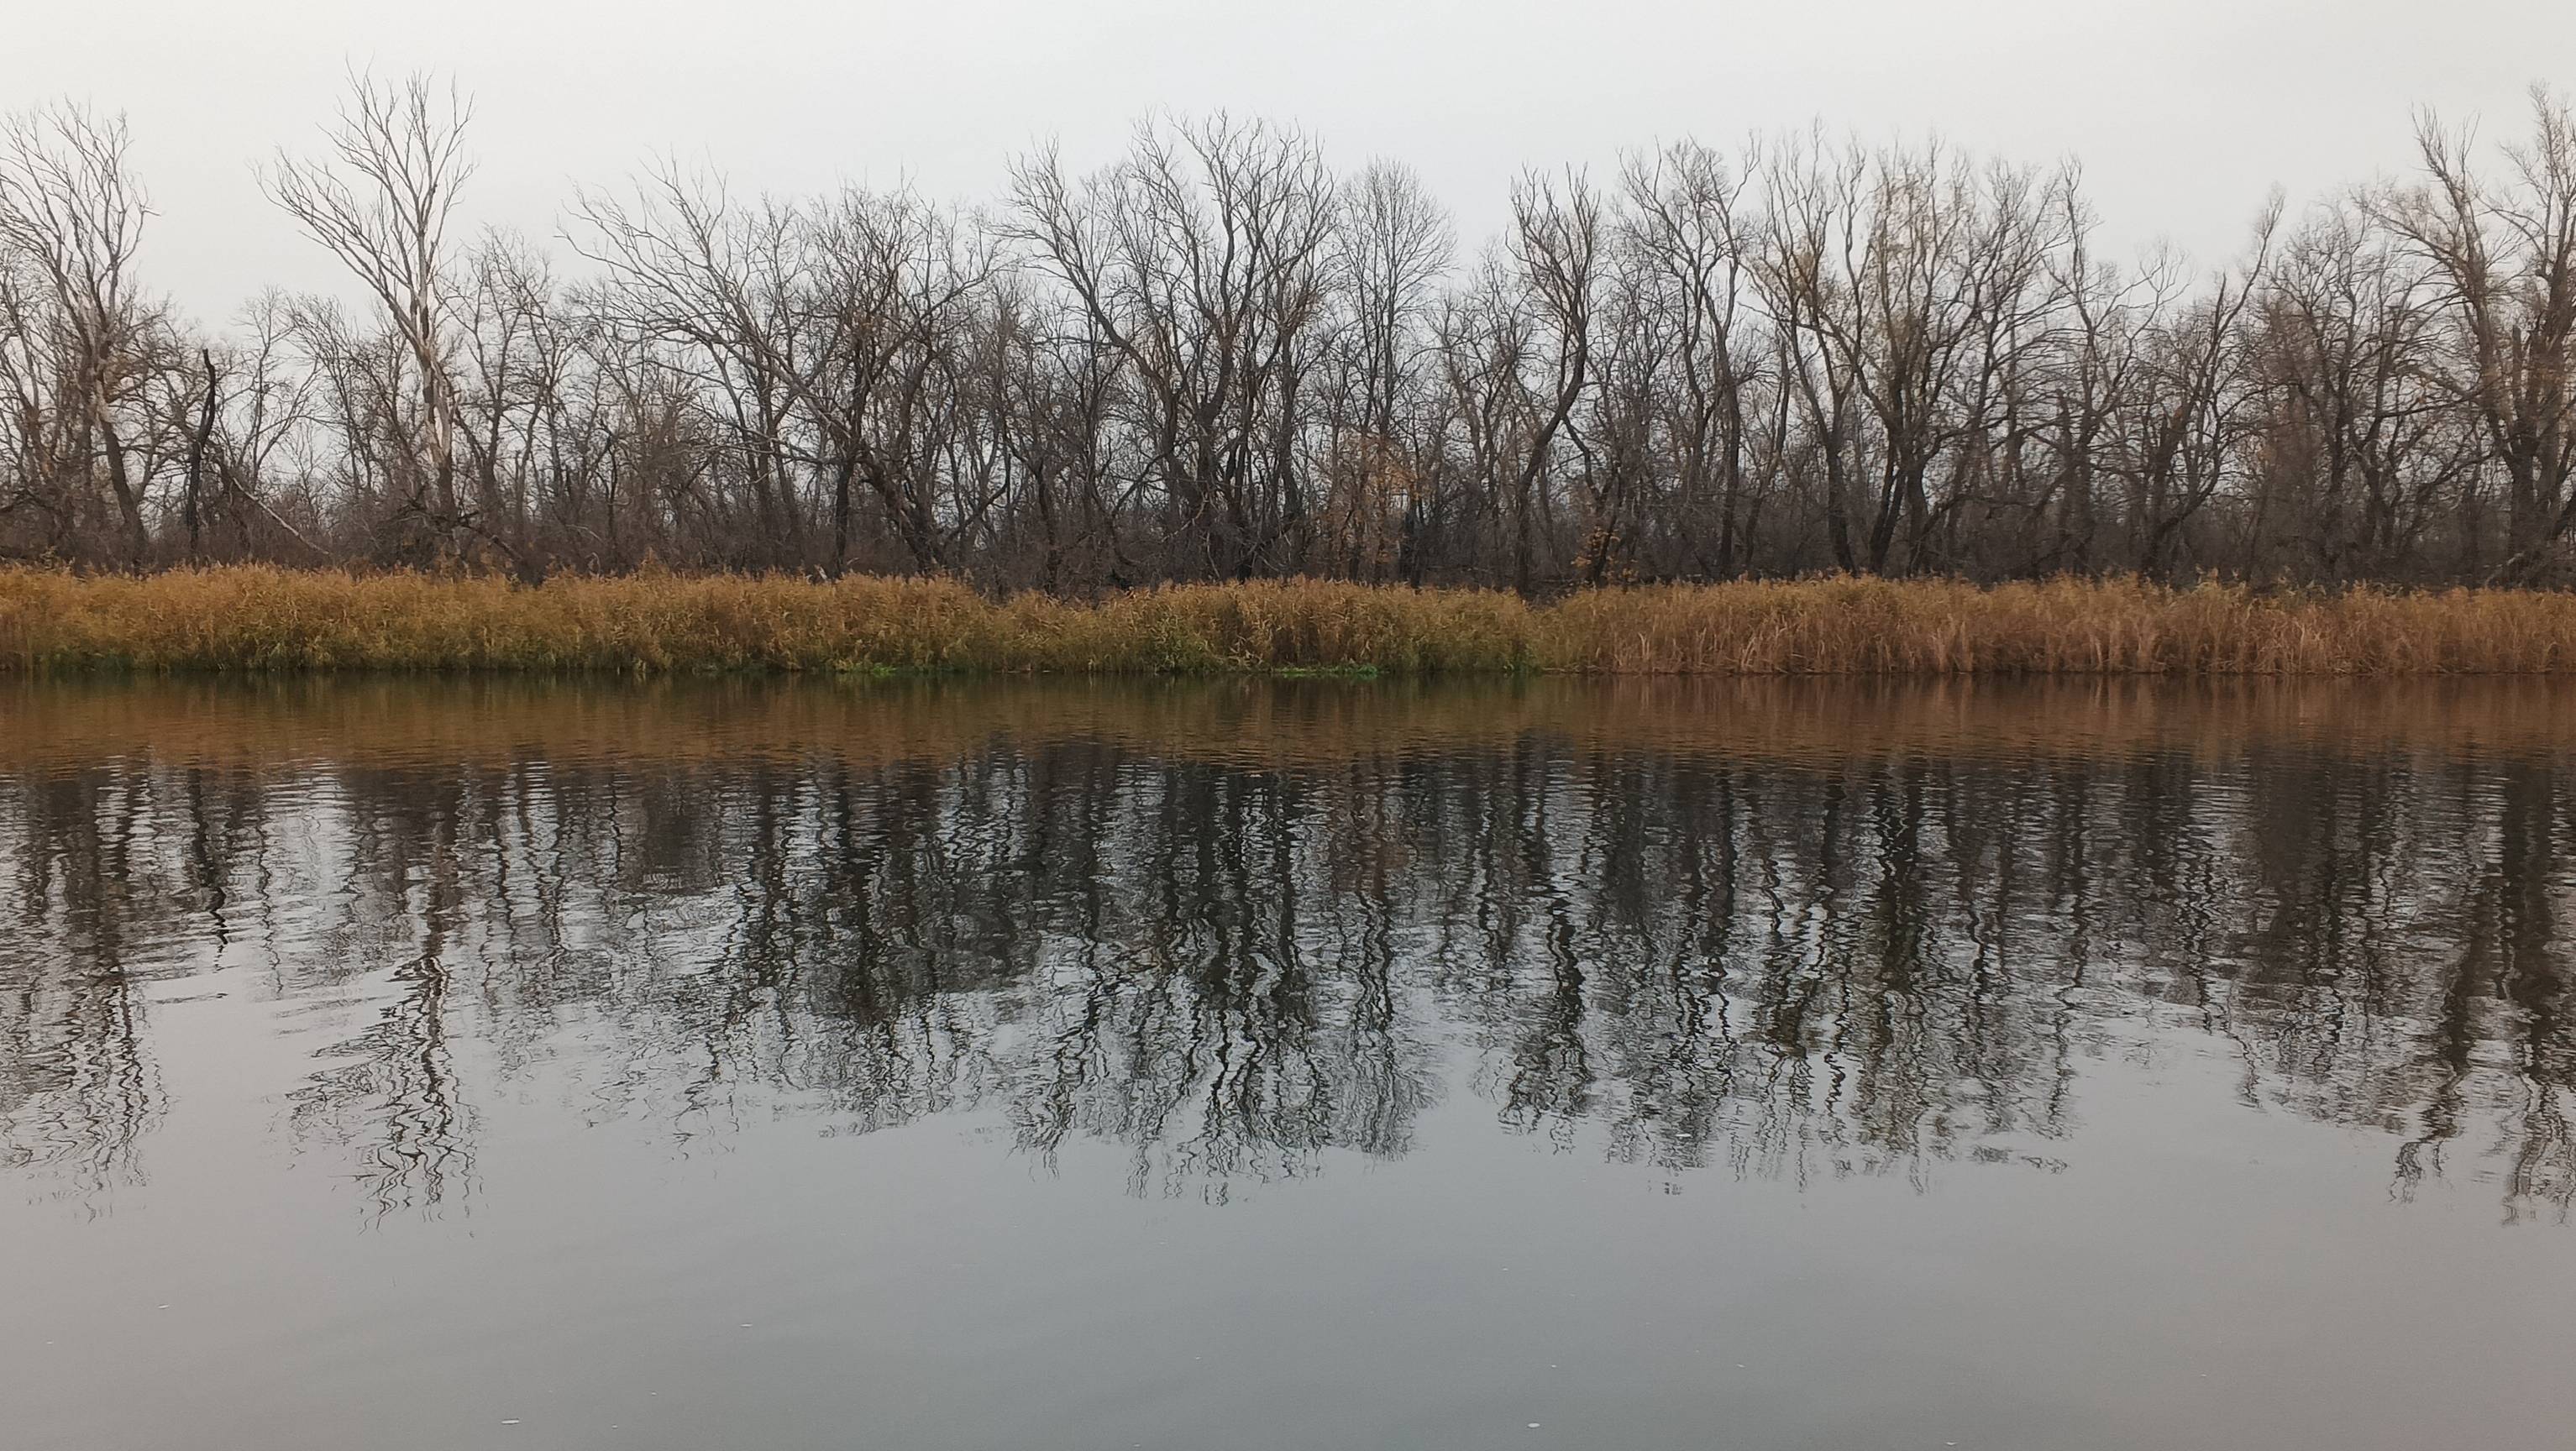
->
4, 677, 2574, 1451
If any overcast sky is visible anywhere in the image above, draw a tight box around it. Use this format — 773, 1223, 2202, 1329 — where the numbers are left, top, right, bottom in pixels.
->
4, 0, 2568, 322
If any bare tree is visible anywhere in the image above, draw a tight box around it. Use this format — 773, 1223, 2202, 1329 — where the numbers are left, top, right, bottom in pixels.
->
570, 163, 819, 566
1617, 140, 1764, 576
1504, 170, 1601, 590
2369, 88, 2576, 579
1010, 115, 1340, 579
262, 71, 475, 562
1322, 160, 1450, 580
0, 102, 167, 563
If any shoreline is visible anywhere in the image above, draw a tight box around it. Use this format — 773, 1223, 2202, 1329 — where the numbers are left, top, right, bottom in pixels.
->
7, 567, 2576, 676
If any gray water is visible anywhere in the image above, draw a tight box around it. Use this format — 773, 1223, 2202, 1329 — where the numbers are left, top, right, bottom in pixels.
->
3, 678, 2573, 1450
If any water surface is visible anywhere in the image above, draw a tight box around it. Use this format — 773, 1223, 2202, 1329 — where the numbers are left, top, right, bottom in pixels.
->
4, 677, 2573, 1450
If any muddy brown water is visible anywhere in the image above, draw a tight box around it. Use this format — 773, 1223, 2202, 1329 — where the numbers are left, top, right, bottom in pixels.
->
3, 677, 2573, 1450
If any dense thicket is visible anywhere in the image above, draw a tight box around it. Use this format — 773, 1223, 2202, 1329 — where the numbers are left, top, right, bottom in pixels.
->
5, 76, 2575, 587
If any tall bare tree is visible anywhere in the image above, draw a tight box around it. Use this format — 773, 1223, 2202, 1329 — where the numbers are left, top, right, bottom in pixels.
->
0, 102, 165, 563
2369, 89, 2576, 579
262, 71, 475, 562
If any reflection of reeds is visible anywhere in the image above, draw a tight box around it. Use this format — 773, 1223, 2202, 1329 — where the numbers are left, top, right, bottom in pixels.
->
8, 672, 2576, 773
12, 568, 2576, 676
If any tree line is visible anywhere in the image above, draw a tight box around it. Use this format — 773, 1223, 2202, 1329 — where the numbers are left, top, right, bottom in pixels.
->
5, 73, 2575, 589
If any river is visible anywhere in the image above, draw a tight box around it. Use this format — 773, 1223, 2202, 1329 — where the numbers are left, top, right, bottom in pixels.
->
3, 677, 2571, 1449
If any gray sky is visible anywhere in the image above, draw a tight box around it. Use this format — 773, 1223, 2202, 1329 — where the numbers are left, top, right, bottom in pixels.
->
4, 0, 2567, 321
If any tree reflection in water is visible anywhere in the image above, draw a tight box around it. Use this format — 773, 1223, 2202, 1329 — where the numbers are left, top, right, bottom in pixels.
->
1, 678, 2569, 1222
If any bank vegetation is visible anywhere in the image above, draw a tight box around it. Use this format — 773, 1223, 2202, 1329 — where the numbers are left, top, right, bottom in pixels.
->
7, 568, 2576, 674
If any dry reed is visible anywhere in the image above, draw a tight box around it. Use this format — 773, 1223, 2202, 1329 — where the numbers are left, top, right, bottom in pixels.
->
6, 567, 2576, 676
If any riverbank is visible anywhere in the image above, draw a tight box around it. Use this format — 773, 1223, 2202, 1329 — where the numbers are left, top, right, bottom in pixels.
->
5, 567, 2575, 675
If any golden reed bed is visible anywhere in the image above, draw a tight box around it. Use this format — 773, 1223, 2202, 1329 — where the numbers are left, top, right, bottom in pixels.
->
7, 567, 2576, 675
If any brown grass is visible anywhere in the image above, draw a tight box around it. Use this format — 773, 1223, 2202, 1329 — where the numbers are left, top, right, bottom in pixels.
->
6, 567, 2576, 675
